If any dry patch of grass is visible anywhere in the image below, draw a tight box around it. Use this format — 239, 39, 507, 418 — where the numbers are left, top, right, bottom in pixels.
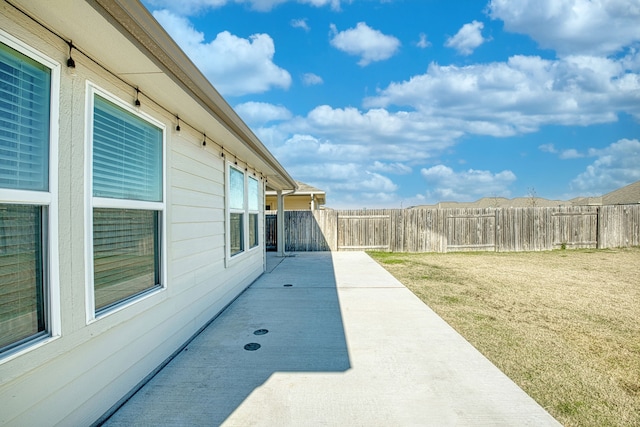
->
369, 248, 640, 427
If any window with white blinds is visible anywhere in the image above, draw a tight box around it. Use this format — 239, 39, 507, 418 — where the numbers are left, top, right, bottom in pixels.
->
0, 40, 52, 354
0, 42, 50, 192
90, 91, 164, 315
93, 95, 162, 202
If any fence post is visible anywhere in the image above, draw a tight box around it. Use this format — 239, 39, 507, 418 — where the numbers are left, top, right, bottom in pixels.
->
494, 208, 499, 252
596, 206, 601, 249
277, 191, 286, 256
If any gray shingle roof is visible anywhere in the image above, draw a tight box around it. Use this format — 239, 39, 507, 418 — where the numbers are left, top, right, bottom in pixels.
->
602, 180, 640, 205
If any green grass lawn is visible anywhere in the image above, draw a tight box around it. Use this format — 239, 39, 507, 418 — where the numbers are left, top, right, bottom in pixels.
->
369, 248, 640, 427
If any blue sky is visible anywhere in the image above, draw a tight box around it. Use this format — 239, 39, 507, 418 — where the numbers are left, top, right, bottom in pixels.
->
142, 0, 640, 208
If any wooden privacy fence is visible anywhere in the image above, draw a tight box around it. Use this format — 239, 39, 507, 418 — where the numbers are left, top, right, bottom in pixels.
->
266, 205, 640, 253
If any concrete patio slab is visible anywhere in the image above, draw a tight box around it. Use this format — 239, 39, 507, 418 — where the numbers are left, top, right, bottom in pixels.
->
102, 252, 561, 426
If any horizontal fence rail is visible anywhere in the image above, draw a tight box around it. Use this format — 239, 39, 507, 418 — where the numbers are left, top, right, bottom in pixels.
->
266, 205, 640, 253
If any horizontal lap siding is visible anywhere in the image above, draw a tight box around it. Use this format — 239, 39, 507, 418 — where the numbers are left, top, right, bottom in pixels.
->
170, 142, 226, 286
169, 139, 265, 296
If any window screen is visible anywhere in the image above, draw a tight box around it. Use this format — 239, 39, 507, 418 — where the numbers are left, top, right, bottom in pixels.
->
93, 208, 160, 311
249, 213, 258, 248
248, 177, 259, 211
229, 212, 244, 256
0, 205, 46, 350
229, 167, 244, 210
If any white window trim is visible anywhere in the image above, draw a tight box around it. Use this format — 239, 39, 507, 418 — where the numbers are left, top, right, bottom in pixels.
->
0, 30, 61, 362
84, 83, 167, 323
226, 163, 245, 264
248, 176, 260, 250
225, 163, 264, 266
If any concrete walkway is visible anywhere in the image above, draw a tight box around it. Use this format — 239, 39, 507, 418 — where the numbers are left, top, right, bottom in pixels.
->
103, 252, 561, 426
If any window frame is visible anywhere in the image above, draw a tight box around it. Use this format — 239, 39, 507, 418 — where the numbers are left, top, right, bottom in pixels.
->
226, 164, 245, 260
248, 176, 259, 249
85, 83, 166, 322
0, 30, 60, 360
225, 163, 262, 265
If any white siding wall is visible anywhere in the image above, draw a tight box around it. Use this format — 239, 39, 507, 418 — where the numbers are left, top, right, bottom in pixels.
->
0, 4, 266, 425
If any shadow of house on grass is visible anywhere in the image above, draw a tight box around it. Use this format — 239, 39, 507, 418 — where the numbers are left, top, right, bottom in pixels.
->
102, 252, 349, 426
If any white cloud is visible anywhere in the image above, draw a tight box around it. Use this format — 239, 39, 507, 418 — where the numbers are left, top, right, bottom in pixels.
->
262, 134, 416, 207
279, 160, 399, 207
571, 138, 640, 194
271, 134, 372, 165
489, 0, 640, 56
417, 33, 431, 49
145, 0, 231, 15
333, 171, 398, 193
152, 10, 291, 96
264, 132, 431, 206
559, 148, 584, 159
445, 20, 487, 56
291, 18, 310, 31
540, 144, 585, 159
302, 73, 324, 85
370, 161, 412, 175
234, 102, 292, 125
329, 22, 401, 66
420, 165, 517, 202
278, 105, 463, 160
364, 54, 640, 134
538, 143, 557, 153
146, 0, 344, 13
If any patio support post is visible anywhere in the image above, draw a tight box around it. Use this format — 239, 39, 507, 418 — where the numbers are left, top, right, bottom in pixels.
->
277, 190, 287, 257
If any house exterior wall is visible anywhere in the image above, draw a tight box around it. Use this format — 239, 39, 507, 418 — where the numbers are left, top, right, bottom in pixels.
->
0, 3, 268, 426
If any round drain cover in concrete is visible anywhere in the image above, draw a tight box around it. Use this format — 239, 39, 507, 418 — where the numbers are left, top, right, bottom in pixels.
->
244, 343, 261, 351
254, 329, 269, 335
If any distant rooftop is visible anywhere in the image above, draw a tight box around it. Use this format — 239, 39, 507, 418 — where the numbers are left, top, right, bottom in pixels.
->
266, 180, 325, 196
265, 180, 326, 208
292, 181, 325, 195
602, 180, 640, 205
410, 180, 640, 209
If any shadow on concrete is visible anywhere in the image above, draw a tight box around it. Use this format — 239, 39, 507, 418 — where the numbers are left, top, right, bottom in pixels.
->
102, 252, 349, 426
266, 211, 333, 252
